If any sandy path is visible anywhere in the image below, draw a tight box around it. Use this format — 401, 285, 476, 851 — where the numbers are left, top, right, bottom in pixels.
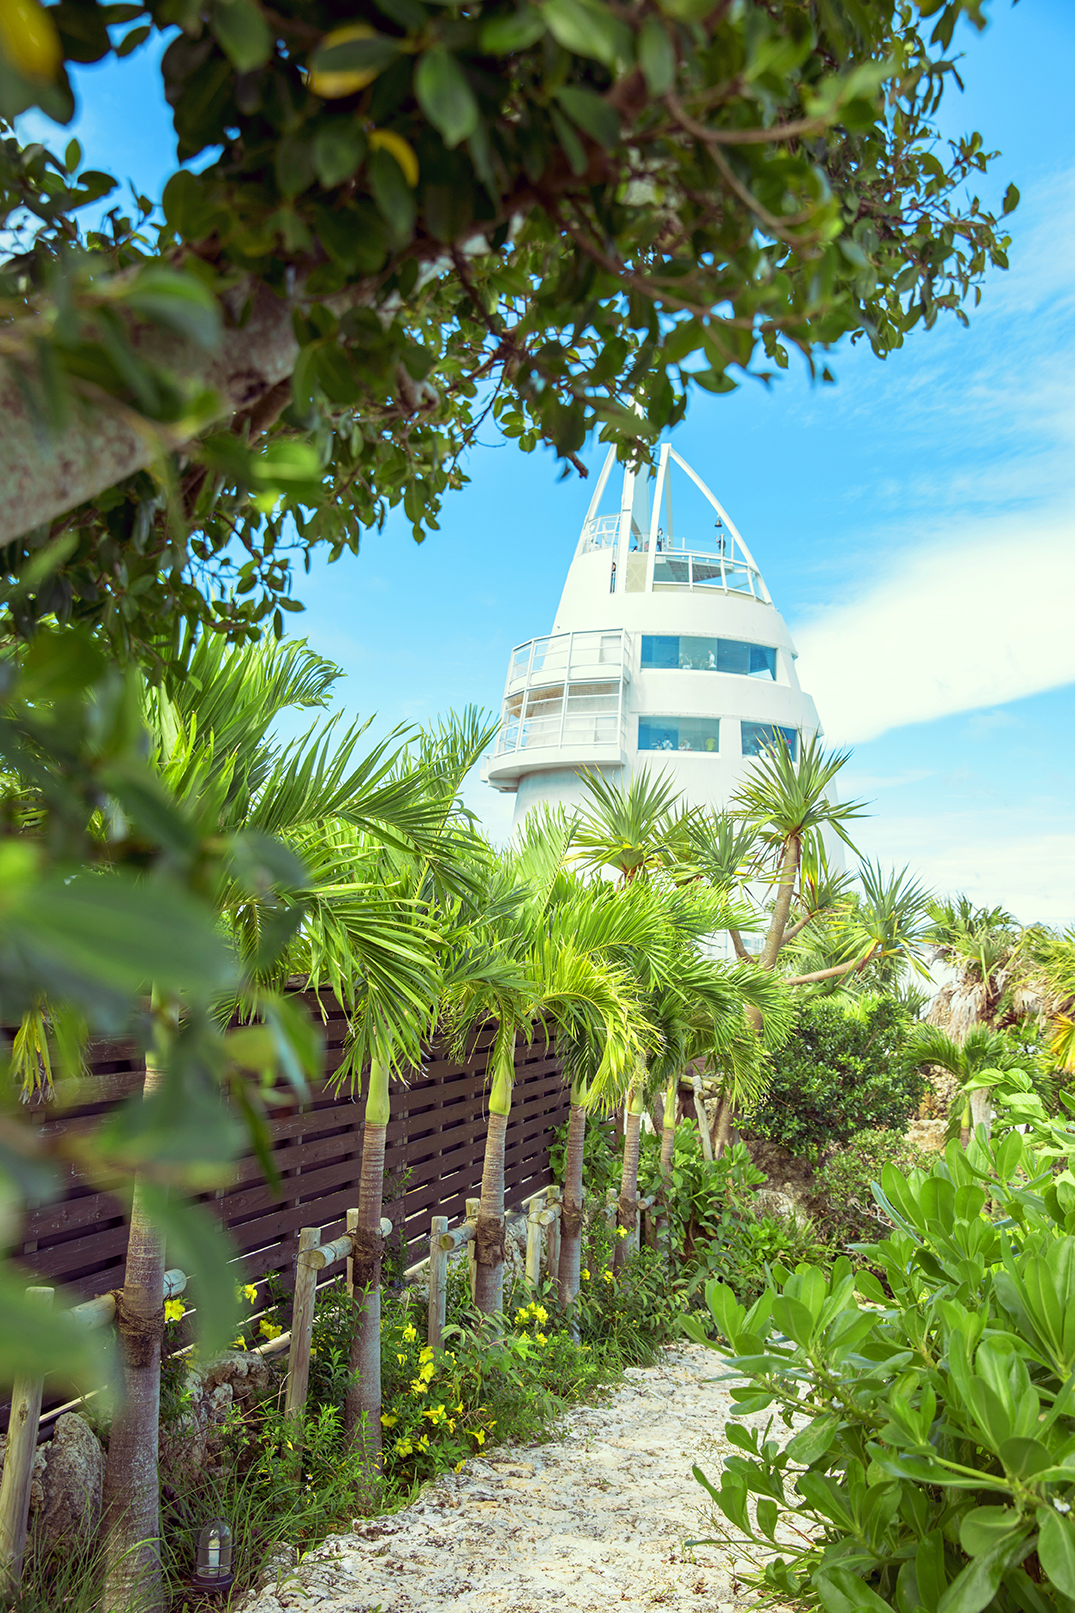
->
239, 1342, 763, 1613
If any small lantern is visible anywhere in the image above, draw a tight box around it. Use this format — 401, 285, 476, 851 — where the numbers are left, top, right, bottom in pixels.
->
191, 1518, 234, 1593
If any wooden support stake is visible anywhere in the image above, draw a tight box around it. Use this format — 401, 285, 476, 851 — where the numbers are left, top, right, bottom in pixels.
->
285, 1227, 320, 1423
427, 1216, 448, 1350
544, 1185, 561, 1282
0, 1287, 52, 1595
464, 1199, 479, 1303
345, 1208, 359, 1297
525, 1200, 542, 1287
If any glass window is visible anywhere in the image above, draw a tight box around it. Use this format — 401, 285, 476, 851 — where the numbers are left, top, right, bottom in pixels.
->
638, 716, 720, 754
641, 636, 776, 680
741, 722, 797, 760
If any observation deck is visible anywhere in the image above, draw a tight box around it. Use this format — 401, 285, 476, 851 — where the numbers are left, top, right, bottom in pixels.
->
482, 628, 631, 792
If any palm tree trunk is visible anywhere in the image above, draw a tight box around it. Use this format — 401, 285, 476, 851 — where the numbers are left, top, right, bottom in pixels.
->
101, 1054, 166, 1613
474, 1034, 515, 1315
759, 833, 801, 971
345, 1057, 388, 1473
556, 1084, 587, 1307
613, 1085, 644, 1273
659, 1075, 676, 1176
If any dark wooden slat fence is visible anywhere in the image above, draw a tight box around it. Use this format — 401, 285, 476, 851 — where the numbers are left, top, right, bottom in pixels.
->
12, 994, 567, 1304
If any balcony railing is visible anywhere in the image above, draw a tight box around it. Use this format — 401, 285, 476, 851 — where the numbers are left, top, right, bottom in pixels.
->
507, 628, 631, 691
496, 629, 631, 760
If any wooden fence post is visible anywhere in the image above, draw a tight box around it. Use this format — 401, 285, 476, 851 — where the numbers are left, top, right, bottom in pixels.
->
544, 1185, 561, 1282
0, 1287, 53, 1595
525, 1199, 543, 1287
464, 1199, 479, 1302
285, 1227, 320, 1423
427, 1216, 448, 1349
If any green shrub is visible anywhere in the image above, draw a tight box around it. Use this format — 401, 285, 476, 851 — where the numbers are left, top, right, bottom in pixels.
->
639, 1121, 765, 1256
550, 1112, 621, 1202
813, 1128, 932, 1248
685, 1117, 1075, 1613
746, 994, 926, 1161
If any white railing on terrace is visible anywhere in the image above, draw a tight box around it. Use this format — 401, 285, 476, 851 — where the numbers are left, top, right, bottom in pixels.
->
651, 551, 761, 596
579, 513, 621, 552
507, 628, 631, 690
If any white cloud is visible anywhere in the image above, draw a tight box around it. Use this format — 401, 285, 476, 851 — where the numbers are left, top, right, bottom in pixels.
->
793, 512, 1075, 744
852, 811, 1075, 929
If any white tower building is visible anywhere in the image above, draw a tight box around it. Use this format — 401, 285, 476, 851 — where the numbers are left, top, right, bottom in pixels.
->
482, 442, 823, 828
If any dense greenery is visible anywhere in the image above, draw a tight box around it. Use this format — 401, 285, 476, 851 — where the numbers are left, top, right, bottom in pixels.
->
688, 1105, 1075, 1613
746, 995, 928, 1161
0, 0, 1015, 656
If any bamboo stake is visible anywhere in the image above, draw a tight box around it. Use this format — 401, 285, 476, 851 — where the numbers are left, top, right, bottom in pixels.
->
427, 1216, 448, 1349
464, 1199, 479, 1302
525, 1201, 542, 1286
0, 1287, 52, 1596
544, 1185, 561, 1282
345, 1208, 359, 1297
285, 1227, 320, 1422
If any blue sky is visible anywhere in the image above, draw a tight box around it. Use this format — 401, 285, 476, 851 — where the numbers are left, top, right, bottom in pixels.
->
26, 0, 1075, 924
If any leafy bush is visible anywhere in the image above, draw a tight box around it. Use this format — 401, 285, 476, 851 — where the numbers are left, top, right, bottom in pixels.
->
813, 1128, 932, 1248
639, 1121, 765, 1256
550, 1113, 621, 1203
685, 1118, 1075, 1613
746, 995, 926, 1161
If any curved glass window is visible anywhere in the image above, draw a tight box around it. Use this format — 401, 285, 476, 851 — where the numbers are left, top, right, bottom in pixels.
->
638, 716, 720, 754
741, 722, 797, 760
641, 635, 776, 679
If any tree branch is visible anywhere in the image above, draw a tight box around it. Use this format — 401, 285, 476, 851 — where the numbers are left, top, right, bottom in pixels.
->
783, 947, 879, 987
728, 927, 755, 963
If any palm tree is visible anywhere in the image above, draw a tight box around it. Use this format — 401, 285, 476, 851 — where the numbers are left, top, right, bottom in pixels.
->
573, 765, 693, 884
906, 1022, 1024, 1144
730, 735, 867, 973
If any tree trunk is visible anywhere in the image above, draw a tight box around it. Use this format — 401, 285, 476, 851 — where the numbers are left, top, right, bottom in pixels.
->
101, 1057, 166, 1613
556, 1093, 587, 1307
759, 833, 801, 972
691, 1068, 715, 1162
710, 1093, 734, 1157
344, 1058, 389, 1476
474, 1034, 515, 1316
659, 1075, 676, 1177
613, 1087, 644, 1273
0, 278, 313, 546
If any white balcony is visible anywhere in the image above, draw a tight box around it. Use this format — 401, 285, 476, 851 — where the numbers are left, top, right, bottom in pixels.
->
484, 630, 631, 791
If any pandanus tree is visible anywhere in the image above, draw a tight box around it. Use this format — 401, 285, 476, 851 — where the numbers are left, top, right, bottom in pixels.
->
906, 1023, 1025, 1145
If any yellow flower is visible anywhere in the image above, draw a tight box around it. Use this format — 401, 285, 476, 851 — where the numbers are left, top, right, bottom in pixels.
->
535, 1332, 547, 1346
422, 1404, 447, 1425
381, 1413, 398, 1427
616, 1226, 628, 1239
515, 1308, 530, 1324
417, 1433, 429, 1450
240, 1283, 258, 1304
309, 1346, 317, 1358
259, 1319, 282, 1340
448, 1418, 456, 1432
419, 1361, 435, 1381
394, 1438, 413, 1457
602, 1270, 615, 1284
470, 1428, 486, 1446
454, 1401, 464, 1413
581, 1269, 591, 1281
454, 1460, 465, 1473
164, 1299, 186, 1324
402, 1324, 417, 1343
410, 1378, 429, 1396
532, 1305, 549, 1324
229, 1335, 247, 1350
396, 1352, 406, 1364
418, 1346, 434, 1363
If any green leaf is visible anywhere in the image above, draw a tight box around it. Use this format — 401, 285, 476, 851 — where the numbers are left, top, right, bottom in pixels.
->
816, 1564, 895, 1613
369, 147, 417, 240
125, 268, 222, 349
786, 1415, 839, 1466
541, 0, 626, 66
1003, 183, 1020, 215
0, 1277, 104, 1393
960, 1508, 1022, 1557
937, 1529, 1030, 1613
638, 16, 675, 95
479, 5, 545, 51
10, 874, 238, 997
414, 47, 479, 149
772, 1294, 815, 1346
210, 0, 272, 70
310, 32, 400, 77
1037, 1508, 1075, 1598
999, 1437, 1053, 1478
139, 1187, 240, 1359
251, 439, 324, 498
554, 85, 619, 148
161, 170, 227, 241
313, 120, 367, 188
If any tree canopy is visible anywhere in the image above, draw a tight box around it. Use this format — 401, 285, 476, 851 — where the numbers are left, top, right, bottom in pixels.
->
0, 0, 1015, 659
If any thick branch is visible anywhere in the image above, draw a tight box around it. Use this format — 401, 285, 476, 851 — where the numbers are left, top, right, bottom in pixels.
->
728, 927, 755, 963
776, 912, 816, 952
784, 947, 879, 987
